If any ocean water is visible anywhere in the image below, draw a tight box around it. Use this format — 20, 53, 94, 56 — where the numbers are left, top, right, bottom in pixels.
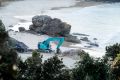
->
43, 3, 120, 49
70, 3, 120, 48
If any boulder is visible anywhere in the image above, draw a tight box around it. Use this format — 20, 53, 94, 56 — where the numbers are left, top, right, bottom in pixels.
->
19, 27, 26, 32
80, 37, 90, 42
29, 15, 71, 36
65, 35, 80, 43
8, 37, 28, 52
88, 42, 99, 47
93, 38, 97, 40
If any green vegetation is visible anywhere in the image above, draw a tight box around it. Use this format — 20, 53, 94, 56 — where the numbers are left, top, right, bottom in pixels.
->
0, 20, 17, 80
17, 51, 70, 80
72, 53, 110, 80
105, 43, 120, 80
106, 43, 120, 60
111, 53, 120, 80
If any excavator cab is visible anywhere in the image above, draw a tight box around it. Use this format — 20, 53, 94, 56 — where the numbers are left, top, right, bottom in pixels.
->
38, 37, 64, 53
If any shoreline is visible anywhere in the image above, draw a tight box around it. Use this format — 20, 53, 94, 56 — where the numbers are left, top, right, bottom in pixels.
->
74, 1, 103, 7
51, 0, 103, 10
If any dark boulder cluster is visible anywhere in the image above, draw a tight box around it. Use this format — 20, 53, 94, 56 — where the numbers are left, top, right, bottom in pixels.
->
29, 15, 71, 36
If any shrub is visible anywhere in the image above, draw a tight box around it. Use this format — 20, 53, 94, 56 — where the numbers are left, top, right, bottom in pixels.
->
72, 53, 110, 80
17, 51, 69, 80
106, 43, 120, 60
111, 53, 120, 80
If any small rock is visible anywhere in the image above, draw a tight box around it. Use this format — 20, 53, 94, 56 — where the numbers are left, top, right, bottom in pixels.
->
93, 38, 97, 40
80, 37, 90, 42
19, 27, 26, 32
88, 42, 99, 47
72, 33, 89, 36
8, 29, 14, 32
9, 25, 13, 27
65, 35, 80, 43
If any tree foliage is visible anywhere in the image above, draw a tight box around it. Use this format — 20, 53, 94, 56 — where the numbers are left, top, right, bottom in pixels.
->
0, 20, 17, 80
72, 53, 110, 80
17, 51, 70, 80
106, 43, 120, 60
111, 53, 120, 80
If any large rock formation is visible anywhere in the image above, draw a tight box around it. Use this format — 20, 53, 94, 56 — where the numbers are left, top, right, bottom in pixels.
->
8, 37, 28, 51
29, 15, 71, 36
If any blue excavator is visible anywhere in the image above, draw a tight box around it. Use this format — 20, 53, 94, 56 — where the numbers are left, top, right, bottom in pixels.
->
38, 37, 64, 53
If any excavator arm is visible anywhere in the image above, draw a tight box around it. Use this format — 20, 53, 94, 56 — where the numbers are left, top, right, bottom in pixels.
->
38, 37, 64, 52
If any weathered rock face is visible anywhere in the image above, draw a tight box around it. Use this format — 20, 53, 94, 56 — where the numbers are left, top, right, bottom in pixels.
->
29, 15, 71, 36
32, 15, 52, 27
